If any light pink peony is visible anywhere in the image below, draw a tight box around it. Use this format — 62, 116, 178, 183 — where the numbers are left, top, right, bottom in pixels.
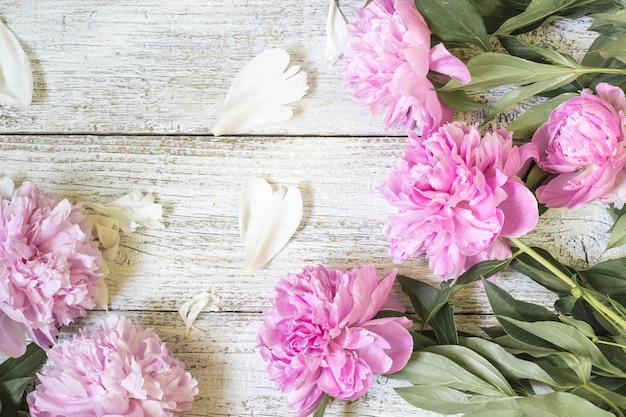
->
342, 0, 470, 135
257, 264, 412, 417
533, 83, 626, 209
27, 315, 199, 417
0, 181, 105, 357
381, 122, 539, 279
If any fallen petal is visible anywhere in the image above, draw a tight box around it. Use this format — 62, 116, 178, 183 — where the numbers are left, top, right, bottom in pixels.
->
326, 0, 348, 65
83, 191, 164, 234
0, 20, 32, 106
0, 176, 15, 199
178, 291, 220, 338
240, 177, 303, 273
212, 48, 308, 136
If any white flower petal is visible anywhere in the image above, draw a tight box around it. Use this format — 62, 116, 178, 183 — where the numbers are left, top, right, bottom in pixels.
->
211, 48, 308, 136
0, 20, 32, 106
326, 0, 348, 65
0, 176, 15, 199
83, 191, 164, 234
240, 177, 303, 273
178, 291, 220, 339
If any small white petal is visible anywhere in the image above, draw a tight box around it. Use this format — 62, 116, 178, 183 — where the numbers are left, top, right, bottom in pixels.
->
0, 20, 32, 106
88, 214, 121, 260
178, 291, 220, 339
83, 191, 164, 234
212, 48, 308, 136
326, 0, 349, 65
0, 176, 15, 199
240, 177, 303, 273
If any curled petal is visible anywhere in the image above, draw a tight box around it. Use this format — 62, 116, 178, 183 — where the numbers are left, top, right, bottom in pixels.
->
240, 178, 302, 273
326, 0, 348, 64
212, 48, 308, 136
0, 20, 32, 106
498, 181, 538, 238
0, 176, 15, 199
178, 291, 220, 339
83, 191, 164, 234
429, 43, 471, 83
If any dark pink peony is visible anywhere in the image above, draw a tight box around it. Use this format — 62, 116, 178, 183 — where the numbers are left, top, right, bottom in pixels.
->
533, 83, 626, 209
343, 0, 470, 135
27, 315, 199, 417
0, 181, 105, 357
257, 264, 412, 417
381, 122, 539, 279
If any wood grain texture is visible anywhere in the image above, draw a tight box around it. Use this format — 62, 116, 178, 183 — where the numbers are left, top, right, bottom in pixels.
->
0, 2, 615, 416
0, 2, 595, 136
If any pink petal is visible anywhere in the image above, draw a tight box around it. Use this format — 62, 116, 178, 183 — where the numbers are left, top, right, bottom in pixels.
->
0, 312, 26, 357
429, 43, 471, 83
360, 317, 413, 374
498, 181, 538, 237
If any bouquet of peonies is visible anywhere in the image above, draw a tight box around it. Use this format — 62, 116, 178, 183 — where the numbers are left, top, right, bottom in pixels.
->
259, 0, 626, 416
0, 178, 198, 417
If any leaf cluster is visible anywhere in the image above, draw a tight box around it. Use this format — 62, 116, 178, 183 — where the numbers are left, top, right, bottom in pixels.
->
0, 344, 46, 417
393, 250, 626, 416
414, 0, 626, 136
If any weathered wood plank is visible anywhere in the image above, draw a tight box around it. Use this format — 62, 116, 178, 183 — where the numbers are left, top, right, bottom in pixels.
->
0, 134, 616, 316
0, 2, 596, 136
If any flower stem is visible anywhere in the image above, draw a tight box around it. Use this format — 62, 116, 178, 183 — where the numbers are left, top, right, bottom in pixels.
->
576, 383, 625, 417
510, 238, 626, 334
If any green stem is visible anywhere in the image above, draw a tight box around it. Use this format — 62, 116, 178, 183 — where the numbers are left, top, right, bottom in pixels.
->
576, 67, 626, 76
510, 238, 626, 334
596, 339, 626, 350
577, 383, 625, 417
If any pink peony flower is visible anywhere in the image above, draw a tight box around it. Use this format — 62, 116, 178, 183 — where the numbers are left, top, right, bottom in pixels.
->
533, 83, 626, 209
257, 264, 412, 417
342, 0, 470, 135
0, 181, 105, 357
27, 315, 199, 417
381, 122, 539, 279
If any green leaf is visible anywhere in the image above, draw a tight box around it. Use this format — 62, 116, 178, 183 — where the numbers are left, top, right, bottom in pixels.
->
579, 258, 626, 297
494, 0, 604, 36
442, 53, 560, 91
456, 258, 513, 286
397, 276, 458, 345
414, 0, 491, 51
468, 0, 531, 33
389, 351, 509, 397
460, 337, 567, 387
508, 93, 577, 139
510, 248, 574, 294
558, 313, 597, 339
499, 36, 580, 68
597, 33, 626, 64
394, 385, 496, 414
437, 90, 486, 112
423, 345, 515, 396
485, 73, 578, 121
606, 204, 626, 249
0, 343, 46, 382
590, 9, 626, 36
577, 381, 626, 410
497, 316, 626, 377
484, 280, 558, 323
463, 391, 614, 417
0, 377, 32, 417
420, 258, 512, 333
312, 393, 328, 417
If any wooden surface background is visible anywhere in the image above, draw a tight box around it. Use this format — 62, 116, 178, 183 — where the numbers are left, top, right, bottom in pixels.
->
0, 2, 619, 416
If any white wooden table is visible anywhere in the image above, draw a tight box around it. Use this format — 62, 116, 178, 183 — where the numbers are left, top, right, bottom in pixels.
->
0, 2, 618, 416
